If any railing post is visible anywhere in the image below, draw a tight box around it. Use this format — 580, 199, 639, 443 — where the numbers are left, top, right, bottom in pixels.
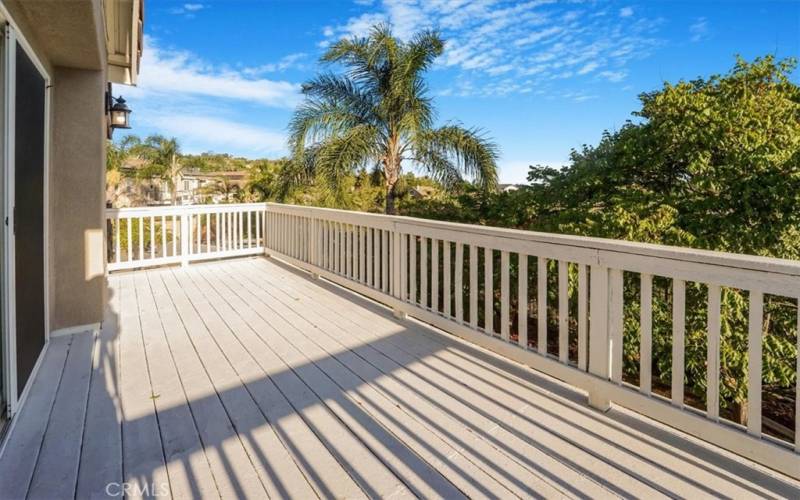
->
587, 263, 611, 411
180, 208, 190, 267
268, 203, 274, 257
391, 225, 406, 319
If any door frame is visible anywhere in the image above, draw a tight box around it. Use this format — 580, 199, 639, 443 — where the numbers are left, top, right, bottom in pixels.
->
0, 4, 51, 419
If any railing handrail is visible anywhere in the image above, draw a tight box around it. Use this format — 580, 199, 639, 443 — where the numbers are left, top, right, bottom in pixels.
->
107, 202, 265, 217
105, 203, 266, 271
265, 202, 800, 280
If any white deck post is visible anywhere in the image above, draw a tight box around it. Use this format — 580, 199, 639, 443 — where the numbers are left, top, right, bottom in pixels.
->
180, 209, 190, 267
587, 264, 611, 411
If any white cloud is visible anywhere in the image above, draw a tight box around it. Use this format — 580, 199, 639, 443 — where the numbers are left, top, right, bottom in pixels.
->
598, 70, 627, 82
243, 53, 308, 76
577, 61, 601, 75
129, 37, 300, 108
170, 3, 206, 16
690, 17, 708, 42
146, 114, 287, 156
321, 0, 661, 98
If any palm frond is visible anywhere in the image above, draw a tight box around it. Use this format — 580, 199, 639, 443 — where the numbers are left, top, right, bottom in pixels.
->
413, 125, 499, 191
315, 124, 381, 199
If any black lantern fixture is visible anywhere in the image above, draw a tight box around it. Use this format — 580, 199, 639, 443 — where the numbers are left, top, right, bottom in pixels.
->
106, 83, 132, 138
110, 95, 132, 129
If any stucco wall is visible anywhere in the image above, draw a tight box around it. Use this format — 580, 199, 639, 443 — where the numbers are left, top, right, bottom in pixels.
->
49, 68, 106, 331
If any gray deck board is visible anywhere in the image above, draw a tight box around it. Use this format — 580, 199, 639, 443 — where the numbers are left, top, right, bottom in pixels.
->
76, 279, 123, 499
27, 330, 94, 499
0, 335, 71, 500
1, 257, 799, 500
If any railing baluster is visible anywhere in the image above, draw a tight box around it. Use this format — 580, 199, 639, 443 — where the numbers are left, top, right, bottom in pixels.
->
333, 223, 340, 274
431, 239, 439, 312
399, 233, 407, 299
796, 298, 799, 452
559, 261, 569, 363
247, 210, 252, 249
126, 217, 132, 262
115, 218, 121, 264
161, 215, 167, 257
420, 237, 428, 308
138, 216, 144, 260
500, 251, 509, 341
359, 227, 366, 282
518, 254, 528, 348
469, 244, 478, 329
409, 235, 417, 303
196, 212, 202, 254
672, 278, 686, 406
577, 264, 588, 371
215, 212, 220, 252
240, 211, 245, 250
484, 247, 493, 333
443, 241, 451, 316
640, 273, 653, 394
328, 220, 333, 269
707, 283, 720, 419
537, 257, 547, 354
341, 223, 346, 274
366, 227, 373, 285
346, 225, 352, 277
187, 213, 194, 257
150, 216, 155, 259
610, 268, 624, 383
455, 243, 463, 323
381, 230, 389, 293
172, 215, 177, 256
748, 289, 763, 436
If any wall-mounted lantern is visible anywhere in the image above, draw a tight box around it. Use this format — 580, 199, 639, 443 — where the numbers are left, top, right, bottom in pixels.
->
106, 83, 132, 138
109, 96, 131, 129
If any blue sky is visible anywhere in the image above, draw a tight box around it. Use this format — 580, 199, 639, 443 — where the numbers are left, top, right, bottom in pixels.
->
123, 0, 799, 183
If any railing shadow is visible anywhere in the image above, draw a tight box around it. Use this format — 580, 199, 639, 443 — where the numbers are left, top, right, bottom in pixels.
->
21, 259, 798, 499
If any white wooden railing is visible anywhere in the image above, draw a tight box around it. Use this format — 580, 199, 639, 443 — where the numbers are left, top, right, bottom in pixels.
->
104, 202, 800, 478
262, 203, 800, 480
105, 203, 265, 271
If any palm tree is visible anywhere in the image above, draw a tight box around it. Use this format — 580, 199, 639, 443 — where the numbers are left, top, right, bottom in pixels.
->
289, 24, 499, 214
105, 135, 141, 206
130, 135, 184, 205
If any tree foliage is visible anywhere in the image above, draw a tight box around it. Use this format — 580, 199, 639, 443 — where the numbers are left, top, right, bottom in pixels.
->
412, 56, 800, 425
288, 24, 499, 214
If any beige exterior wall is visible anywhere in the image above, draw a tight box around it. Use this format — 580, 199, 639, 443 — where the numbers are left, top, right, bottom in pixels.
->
3, 0, 111, 332
49, 68, 107, 331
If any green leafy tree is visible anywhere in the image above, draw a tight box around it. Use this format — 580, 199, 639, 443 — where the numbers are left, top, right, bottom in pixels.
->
106, 134, 142, 206
416, 56, 800, 427
128, 135, 184, 205
288, 24, 499, 214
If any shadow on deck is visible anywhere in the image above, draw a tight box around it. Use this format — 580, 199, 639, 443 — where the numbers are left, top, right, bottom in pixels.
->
0, 257, 797, 499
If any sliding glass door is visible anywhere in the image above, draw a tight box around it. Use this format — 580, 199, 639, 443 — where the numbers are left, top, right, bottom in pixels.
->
13, 41, 46, 399
0, 17, 49, 424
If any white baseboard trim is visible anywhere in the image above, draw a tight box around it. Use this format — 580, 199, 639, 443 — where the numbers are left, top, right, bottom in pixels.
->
49, 322, 100, 338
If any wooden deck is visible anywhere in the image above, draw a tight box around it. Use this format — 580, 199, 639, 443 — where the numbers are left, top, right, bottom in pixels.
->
1, 257, 798, 499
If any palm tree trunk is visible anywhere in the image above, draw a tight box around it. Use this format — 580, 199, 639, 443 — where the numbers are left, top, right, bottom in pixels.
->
386, 182, 398, 215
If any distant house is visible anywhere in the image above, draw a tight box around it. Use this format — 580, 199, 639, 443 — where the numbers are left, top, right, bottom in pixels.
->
498, 183, 524, 192
409, 185, 438, 199
110, 159, 250, 206
177, 169, 250, 205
